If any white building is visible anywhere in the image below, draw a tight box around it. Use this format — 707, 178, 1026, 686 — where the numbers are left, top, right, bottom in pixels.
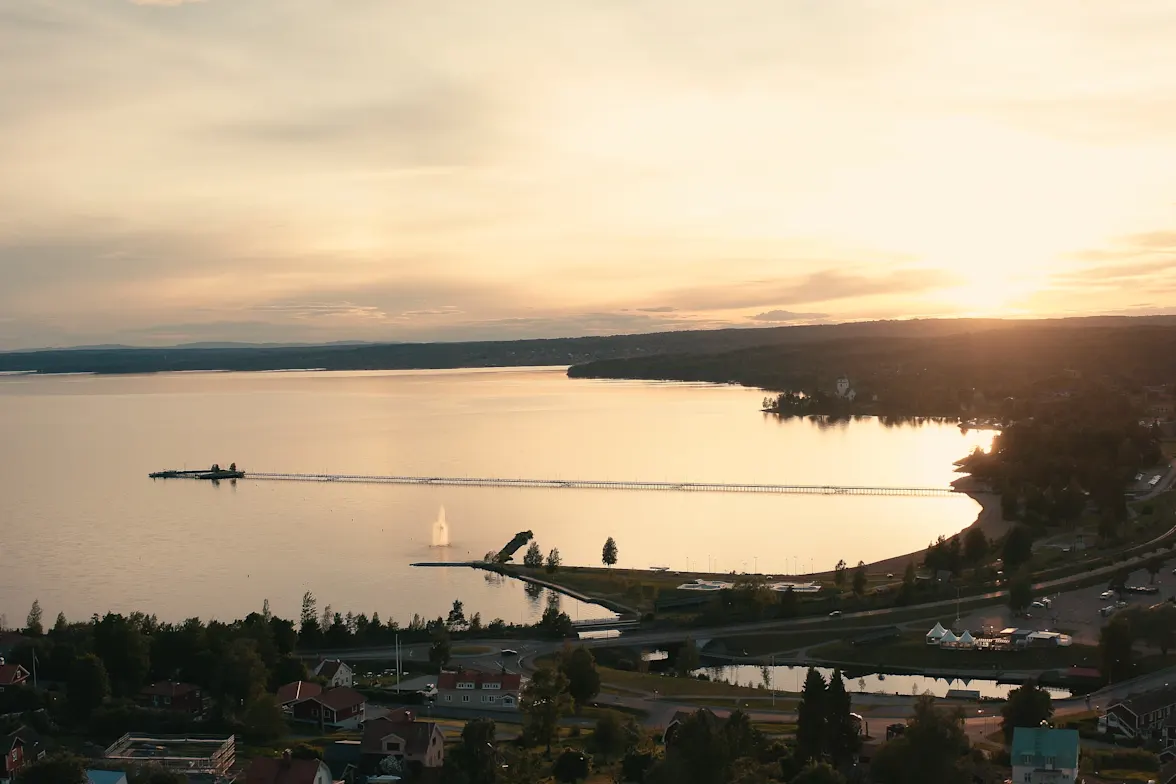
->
1011, 727, 1080, 784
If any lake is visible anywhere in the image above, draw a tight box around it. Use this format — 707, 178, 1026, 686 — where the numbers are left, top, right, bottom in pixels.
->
0, 367, 993, 626
695, 664, 1072, 700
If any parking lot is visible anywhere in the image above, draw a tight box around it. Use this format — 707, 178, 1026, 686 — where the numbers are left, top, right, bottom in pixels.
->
958, 566, 1170, 646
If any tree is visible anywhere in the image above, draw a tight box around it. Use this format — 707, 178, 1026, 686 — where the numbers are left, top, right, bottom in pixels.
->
1000, 681, 1054, 741
448, 599, 468, 631
1100, 614, 1136, 683
792, 762, 847, 784
1137, 604, 1176, 657
560, 646, 601, 710
551, 749, 589, 783
851, 562, 868, 597
242, 694, 287, 743
67, 653, 110, 717
545, 548, 562, 573
429, 626, 452, 670
1008, 575, 1033, 613
299, 591, 321, 647
675, 637, 700, 677
593, 710, 626, 761
523, 541, 543, 568
15, 753, 87, 784
25, 600, 43, 636
1003, 526, 1034, 572
833, 560, 847, 588
1146, 555, 1165, 584
52, 612, 68, 635
520, 665, 572, 754
796, 667, 828, 763
442, 717, 499, 784
871, 696, 973, 784
602, 536, 618, 568
825, 670, 859, 766
270, 654, 308, 689
92, 612, 151, 697
963, 527, 988, 564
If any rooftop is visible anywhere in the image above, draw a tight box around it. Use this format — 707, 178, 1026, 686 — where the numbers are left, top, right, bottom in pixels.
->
362, 718, 439, 756
1116, 684, 1176, 716
276, 680, 321, 705
437, 669, 523, 691
1011, 727, 1080, 767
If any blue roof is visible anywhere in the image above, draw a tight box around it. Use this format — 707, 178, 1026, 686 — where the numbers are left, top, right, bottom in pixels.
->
1010, 727, 1080, 766
86, 771, 129, 784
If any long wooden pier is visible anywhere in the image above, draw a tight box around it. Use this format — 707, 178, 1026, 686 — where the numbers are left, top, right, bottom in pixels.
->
150, 469, 983, 497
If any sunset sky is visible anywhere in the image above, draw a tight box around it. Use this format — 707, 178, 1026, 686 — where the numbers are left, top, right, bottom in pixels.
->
3, 1, 1176, 349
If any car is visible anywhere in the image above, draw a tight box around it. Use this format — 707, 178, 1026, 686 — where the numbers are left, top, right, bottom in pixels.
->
886, 573, 894, 579
1031, 601, 1046, 608
500, 649, 518, 657
829, 611, 842, 618
1100, 590, 1115, 600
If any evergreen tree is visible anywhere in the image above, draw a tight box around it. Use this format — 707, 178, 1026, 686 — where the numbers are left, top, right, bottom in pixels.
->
796, 667, 828, 763
545, 548, 562, 573
447, 599, 467, 631
602, 537, 618, 568
523, 541, 543, 568
52, 612, 68, 635
833, 560, 847, 588
825, 670, 859, 765
559, 646, 601, 710
25, 599, 43, 636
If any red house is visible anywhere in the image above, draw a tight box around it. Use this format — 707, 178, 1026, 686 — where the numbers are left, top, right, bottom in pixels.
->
137, 681, 204, 715
2, 727, 44, 782
290, 687, 366, 730
0, 663, 30, 692
276, 680, 322, 709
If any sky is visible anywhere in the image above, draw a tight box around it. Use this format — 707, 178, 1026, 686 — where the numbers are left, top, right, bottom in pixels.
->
3, 1, 1176, 349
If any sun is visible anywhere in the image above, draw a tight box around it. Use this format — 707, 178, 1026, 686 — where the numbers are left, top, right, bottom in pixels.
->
936, 275, 1040, 317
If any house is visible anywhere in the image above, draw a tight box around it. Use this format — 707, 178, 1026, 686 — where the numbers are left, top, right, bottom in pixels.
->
1010, 726, 1080, 784
86, 772, 129, 784
437, 669, 523, 710
362, 717, 445, 771
1, 727, 44, 784
1100, 683, 1176, 742
0, 662, 30, 692
245, 753, 332, 784
290, 686, 366, 730
275, 680, 322, 709
834, 376, 857, 402
137, 681, 204, 714
312, 659, 353, 688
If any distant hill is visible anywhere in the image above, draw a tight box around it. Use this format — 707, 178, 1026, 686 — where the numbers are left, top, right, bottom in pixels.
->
2, 316, 1173, 375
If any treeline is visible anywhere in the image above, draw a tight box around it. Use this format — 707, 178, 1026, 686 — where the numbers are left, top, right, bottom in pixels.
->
571, 321, 1176, 419
959, 389, 1162, 537
0, 319, 1014, 375
0, 592, 577, 746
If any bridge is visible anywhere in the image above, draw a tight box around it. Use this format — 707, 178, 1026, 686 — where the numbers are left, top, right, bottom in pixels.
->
151, 469, 982, 497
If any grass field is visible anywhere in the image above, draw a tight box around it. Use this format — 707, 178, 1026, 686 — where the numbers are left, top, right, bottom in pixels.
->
451, 644, 494, 655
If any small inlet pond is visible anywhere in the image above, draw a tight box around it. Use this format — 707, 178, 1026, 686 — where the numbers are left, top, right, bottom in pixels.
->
695, 664, 1073, 700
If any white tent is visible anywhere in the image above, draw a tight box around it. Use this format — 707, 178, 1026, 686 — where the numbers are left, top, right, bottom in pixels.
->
926, 622, 947, 644
939, 630, 959, 645
957, 630, 976, 647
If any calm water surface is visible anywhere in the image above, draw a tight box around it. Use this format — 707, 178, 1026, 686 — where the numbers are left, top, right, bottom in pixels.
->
0, 368, 992, 625
697, 665, 1071, 700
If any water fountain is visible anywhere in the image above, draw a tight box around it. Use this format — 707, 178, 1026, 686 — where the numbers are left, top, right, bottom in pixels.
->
431, 506, 451, 547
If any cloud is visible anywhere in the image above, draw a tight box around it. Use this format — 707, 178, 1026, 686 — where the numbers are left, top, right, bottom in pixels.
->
636, 306, 676, 313
665, 267, 959, 312
129, 0, 205, 5
749, 309, 828, 323
1061, 230, 1176, 286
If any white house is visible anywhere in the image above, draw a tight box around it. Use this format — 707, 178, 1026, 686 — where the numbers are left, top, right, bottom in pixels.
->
1011, 726, 1079, 784
835, 376, 856, 401
312, 659, 353, 688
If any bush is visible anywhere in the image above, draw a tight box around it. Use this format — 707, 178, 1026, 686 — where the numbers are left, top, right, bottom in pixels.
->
1081, 747, 1159, 773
